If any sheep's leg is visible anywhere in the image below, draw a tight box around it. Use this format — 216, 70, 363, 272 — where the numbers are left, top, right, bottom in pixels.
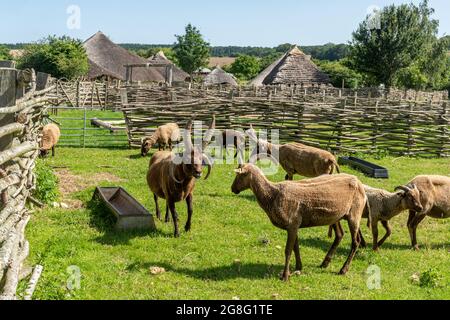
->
168, 200, 180, 238
294, 236, 302, 272
321, 223, 344, 269
281, 228, 298, 282
372, 220, 380, 251
339, 220, 360, 275
52, 146, 56, 157
358, 230, 367, 248
408, 213, 427, 251
165, 204, 170, 223
285, 173, 294, 181
185, 194, 193, 232
377, 220, 392, 248
154, 194, 162, 221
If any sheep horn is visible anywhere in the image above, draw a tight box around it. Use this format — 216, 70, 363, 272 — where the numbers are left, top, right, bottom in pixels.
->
169, 163, 185, 185
202, 154, 213, 180
395, 185, 412, 193
202, 115, 216, 150
184, 120, 193, 151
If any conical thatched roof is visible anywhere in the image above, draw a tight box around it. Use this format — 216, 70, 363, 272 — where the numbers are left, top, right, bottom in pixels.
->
147, 51, 190, 82
203, 66, 238, 87
250, 46, 330, 86
84, 31, 165, 82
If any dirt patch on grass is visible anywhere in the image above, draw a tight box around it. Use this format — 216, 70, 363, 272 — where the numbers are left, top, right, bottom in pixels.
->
55, 169, 125, 209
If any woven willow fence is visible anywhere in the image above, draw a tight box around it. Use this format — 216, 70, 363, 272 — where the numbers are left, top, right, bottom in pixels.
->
122, 85, 449, 157
0, 68, 53, 300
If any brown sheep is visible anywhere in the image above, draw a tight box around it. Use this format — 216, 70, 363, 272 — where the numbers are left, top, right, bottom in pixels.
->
147, 117, 215, 237
232, 163, 369, 281
141, 123, 181, 157
247, 126, 340, 180
405, 175, 450, 250
40, 123, 61, 157
330, 184, 423, 251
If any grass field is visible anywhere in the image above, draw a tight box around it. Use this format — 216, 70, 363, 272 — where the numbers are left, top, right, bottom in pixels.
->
19, 148, 449, 300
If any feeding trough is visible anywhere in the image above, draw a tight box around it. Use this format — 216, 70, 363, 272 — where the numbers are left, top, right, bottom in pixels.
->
338, 157, 389, 179
93, 187, 156, 231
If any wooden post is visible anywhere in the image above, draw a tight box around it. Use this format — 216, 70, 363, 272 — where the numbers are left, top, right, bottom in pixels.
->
439, 102, 448, 157
371, 100, 380, 153
0, 68, 17, 151
76, 80, 80, 108
406, 103, 415, 156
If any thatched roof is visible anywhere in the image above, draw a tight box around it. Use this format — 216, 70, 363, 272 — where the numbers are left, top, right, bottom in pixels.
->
147, 51, 190, 82
203, 66, 238, 86
84, 31, 165, 82
250, 46, 330, 86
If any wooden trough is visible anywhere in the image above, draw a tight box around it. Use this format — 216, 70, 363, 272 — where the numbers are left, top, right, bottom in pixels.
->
93, 187, 156, 231
338, 157, 389, 179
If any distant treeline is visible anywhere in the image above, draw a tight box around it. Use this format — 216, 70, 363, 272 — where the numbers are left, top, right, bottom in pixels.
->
120, 43, 350, 61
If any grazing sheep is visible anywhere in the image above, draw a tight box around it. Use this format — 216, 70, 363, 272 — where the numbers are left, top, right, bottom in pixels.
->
405, 175, 450, 250
141, 123, 181, 157
330, 184, 423, 251
147, 117, 215, 237
247, 126, 340, 180
231, 163, 369, 281
40, 123, 61, 157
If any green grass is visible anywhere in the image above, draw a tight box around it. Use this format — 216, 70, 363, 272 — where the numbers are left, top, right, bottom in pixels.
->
20, 148, 450, 300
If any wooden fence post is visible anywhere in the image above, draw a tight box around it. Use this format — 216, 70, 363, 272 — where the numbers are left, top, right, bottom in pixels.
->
439, 102, 448, 157
0, 68, 17, 151
371, 100, 380, 153
406, 102, 415, 156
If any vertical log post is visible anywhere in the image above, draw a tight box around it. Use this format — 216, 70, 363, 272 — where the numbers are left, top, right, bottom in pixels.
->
0, 68, 17, 151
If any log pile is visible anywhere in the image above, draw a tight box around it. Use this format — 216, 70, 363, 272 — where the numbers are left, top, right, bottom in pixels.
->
0, 69, 54, 300
121, 85, 449, 157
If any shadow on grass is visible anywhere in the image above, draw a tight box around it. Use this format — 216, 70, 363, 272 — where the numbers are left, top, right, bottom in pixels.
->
126, 261, 284, 281
87, 198, 172, 246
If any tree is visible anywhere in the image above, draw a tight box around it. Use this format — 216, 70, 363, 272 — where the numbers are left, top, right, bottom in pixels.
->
228, 55, 261, 80
18, 36, 88, 79
350, 0, 441, 87
316, 59, 364, 89
173, 24, 210, 76
0, 45, 11, 60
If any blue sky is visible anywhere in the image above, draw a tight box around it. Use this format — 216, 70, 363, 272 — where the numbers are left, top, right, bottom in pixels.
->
1, 0, 449, 46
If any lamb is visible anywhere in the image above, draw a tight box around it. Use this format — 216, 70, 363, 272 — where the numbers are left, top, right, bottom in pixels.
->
141, 123, 181, 157
330, 184, 423, 251
405, 175, 450, 250
147, 117, 215, 237
40, 123, 61, 157
231, 163, 369, 281
247, 126, 340, 180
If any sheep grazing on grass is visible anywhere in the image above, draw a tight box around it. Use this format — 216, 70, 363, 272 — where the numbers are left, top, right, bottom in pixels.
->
330, 184, 423, 251
405, 175, 450, 250
40, 123, 61, 157
231, 163, 369, 281
247, 125, 340, 180
147, 117, 215, 237
141, 123, 181, 157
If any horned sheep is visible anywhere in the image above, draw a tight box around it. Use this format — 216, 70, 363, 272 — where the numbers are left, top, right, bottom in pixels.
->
405, 175, 450, 250
147, 117, 215, 237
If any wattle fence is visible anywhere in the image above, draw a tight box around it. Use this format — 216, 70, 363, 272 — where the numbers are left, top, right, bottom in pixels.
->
0, 67, 54, 299
121, 85, 449, 157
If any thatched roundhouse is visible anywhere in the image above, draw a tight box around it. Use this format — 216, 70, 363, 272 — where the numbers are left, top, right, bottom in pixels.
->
84, 31, 165, 82
147, 51, 190, 82
250, 46, 330, 87
203, 66, 238, 87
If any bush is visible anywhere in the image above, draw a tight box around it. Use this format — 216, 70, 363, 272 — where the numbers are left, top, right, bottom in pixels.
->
228, 55, 261, 81
34, 161, 59, 205
18, 36, 88, 79
316, 59, 364, 88
0, 45, 11, 60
